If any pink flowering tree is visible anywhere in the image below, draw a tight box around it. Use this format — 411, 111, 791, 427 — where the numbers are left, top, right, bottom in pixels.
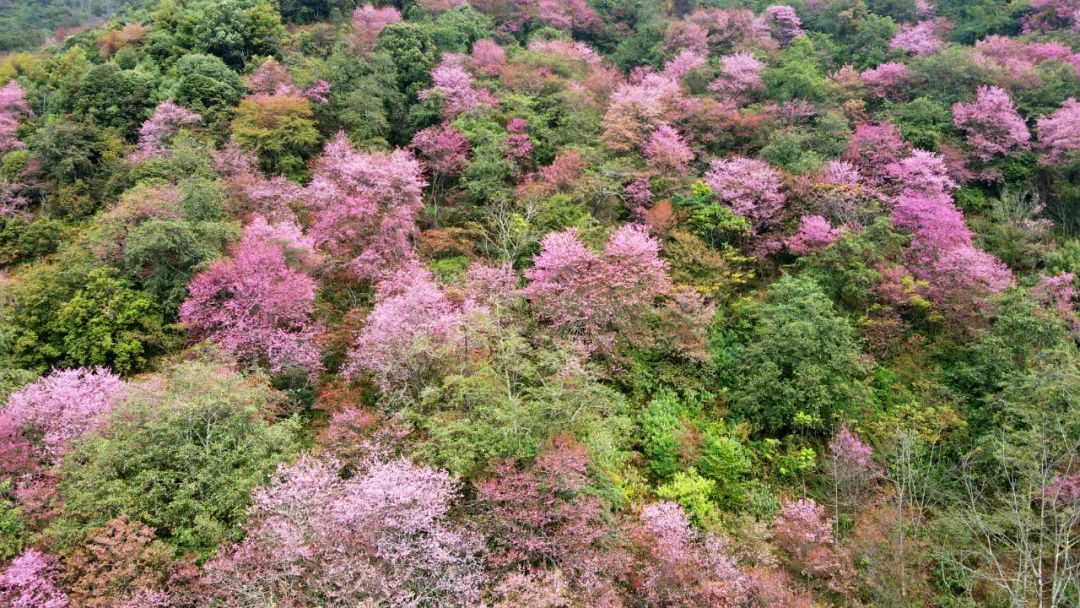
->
179, 218, 324, 375
503, 117, 533, 165
3, 367, 127, 462
524, 224, 671, 350
703, 156, 786, 234
602, 71, 684, 152
827, 427, 877, 531
786, 215, 841, 255
843, 122, 911, 185
420, 57, 499, 119
887, 149, 958, 195
952, 86, 1031, 161
0, 80, 30, 156
410, 122, 471, 203
708, 52, 765, 99
889, 21, 943, 55
0, 549, 68, 608
344, 266, 462, 397
644, 125, 695, 173
246, 58, 332, 104
130, 100, 201, 163
1037, 98, 1080, 164
637, 502, 749, 607
772, 498, 851, 590
662, 49, 707, 81
470, 39, 506, 75
535, 0, 601, 33
352, 4, 401, 53
760, 5, 804, 46
860, 62, 910, 99
305, 134, 426, 281
204, 457, 486, 608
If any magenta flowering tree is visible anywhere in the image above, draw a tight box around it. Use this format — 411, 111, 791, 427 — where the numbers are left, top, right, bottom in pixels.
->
662, 49, 706, 81
524, 224, 671, 349
470, 39, 506, 75
644, 125, 695, 173
205, 456, 486, 608
843, 122, 911, 184
638, 502, 749, 607
1037, 98, 1080, 164
703, 156, 786, 232
352, 4, 401, 53
1032, 272, 1077, 318
786, 215, 841, 255
708, 52, 765, 98
772, 498, 850, 588
421, 56, 499, 119
887, 149, 958, 194
344, 266, 462, 396
4, 367, 127, 462
952, 86, 1031, 161
889, 21, 943, 55
305, 134, 426, 281
180, 218, 324, 374
0, 549, 68, 608
130, 100, 201, 163
827, 427, 877, 529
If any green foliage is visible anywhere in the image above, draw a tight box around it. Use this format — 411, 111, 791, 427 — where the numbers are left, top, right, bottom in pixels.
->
173, 0, 286, 68
656, 469, 719, 527
231, 95, 320, 179
697, 428, 751, 508
764, 37, 828, 103
888, 97, 953, 150
0, 480, 26, 561
426, 7, 493, 53
166, 54, 246, 126
51, 360, 301, 557
729, 274, 870, 435
71, 63, 155, 139
640, 389, 685, 481
55, 267, 167, 374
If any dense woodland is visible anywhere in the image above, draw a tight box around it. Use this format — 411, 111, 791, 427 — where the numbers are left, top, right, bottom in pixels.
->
0, 0, 1078, 606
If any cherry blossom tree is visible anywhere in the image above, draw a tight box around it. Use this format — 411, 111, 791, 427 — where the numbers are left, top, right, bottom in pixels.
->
0, 80, 30, 156
952, 86, 1031, 161
502, 117, 533, 164
421, 56, 499, 119
860, 62, 910, 99
352, 4, 401, 53
889, 21, 943, 55
204, 456, 486, 608
0, 549, 68, 608
130, 100, 201, 163
708, 52, 765, 98
786, 215, 841, 255
3, 368, 126, 462
524, 224, 671, 348
603, 72, 684, 151
703, 157, 786, 232
644, 125, 695, 173
760, 5, 804, 46
843, 122, 911, 185
1037, 97, 1080, 164
305, 134, 426, 281
180, 218, 323, 374
662, 50, 706, 81
470, 39, 506, 75
536, 0, 601, 33
773, 498, 851, 590
410, 122, 471, 181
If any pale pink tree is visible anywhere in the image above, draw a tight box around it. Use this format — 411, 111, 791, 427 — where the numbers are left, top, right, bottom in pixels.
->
536, 0, 601, 33
205, 457, 485, 608
1037, 98, 1080, 164
352, 4, 401, 53
889, 21, 943, 55
130, 100, 201, 163
638, 502, 749, 607
410, 122, 471, 181
860, 62, 910, 99
786, 215, 841, 255
344, 266, 461, 396
305, 134, 426, 281
502, 117, 533, 165
644, 125, 694, 173
708, 52, 765, 98
421, 56, 499, 119
843, 122, 911, 185
0, 549, 68, 608
180, 218, 324, 374
662, 49, 706, 81
470, 39, 506, 76
703, 156, 786, 232
602, 71, 684, 152
3, 367, 127, 462
887, 149, 958, 195
827, 427, 877, 537
524, 224, 671, 349
773, 498, 851, 589
0, 81, 31, 118
246, 58, 331, 104
760, 5, 804, 46
952, 86, 1031, 161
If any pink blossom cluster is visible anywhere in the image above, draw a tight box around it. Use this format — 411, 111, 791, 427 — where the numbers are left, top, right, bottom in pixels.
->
246, 59, 331, 104
411, 122, 471, 179
644, 124, 695, 173
503, 117, 533, 164
305, 134, 426, 281
130, 100, 201, 163
1037, 98, 1080, 164
709, 52, 765, 98
535, 0, 601, 33
703, 156, 786, 232
352, 4, 401, 52
0, 549, 68, 608
889, 21, 943, 55
786, 215, 841, 255
422, 56, 499, 118
0, 80, 30, 157
470, 39, 506, 76
180, 218, 324, 374
952, 86, 1031, 161
760, 5, 804, 46
205, 456, 485, 607
4, 367, 127, 461
860, 62, 909, 99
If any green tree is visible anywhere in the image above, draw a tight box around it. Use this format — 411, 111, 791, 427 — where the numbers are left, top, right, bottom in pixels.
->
71, 63, 154, 139
174, 0, 286, 68
730, 274, 870, 435
50, 359, 301, 557
231, 94, 320, 179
